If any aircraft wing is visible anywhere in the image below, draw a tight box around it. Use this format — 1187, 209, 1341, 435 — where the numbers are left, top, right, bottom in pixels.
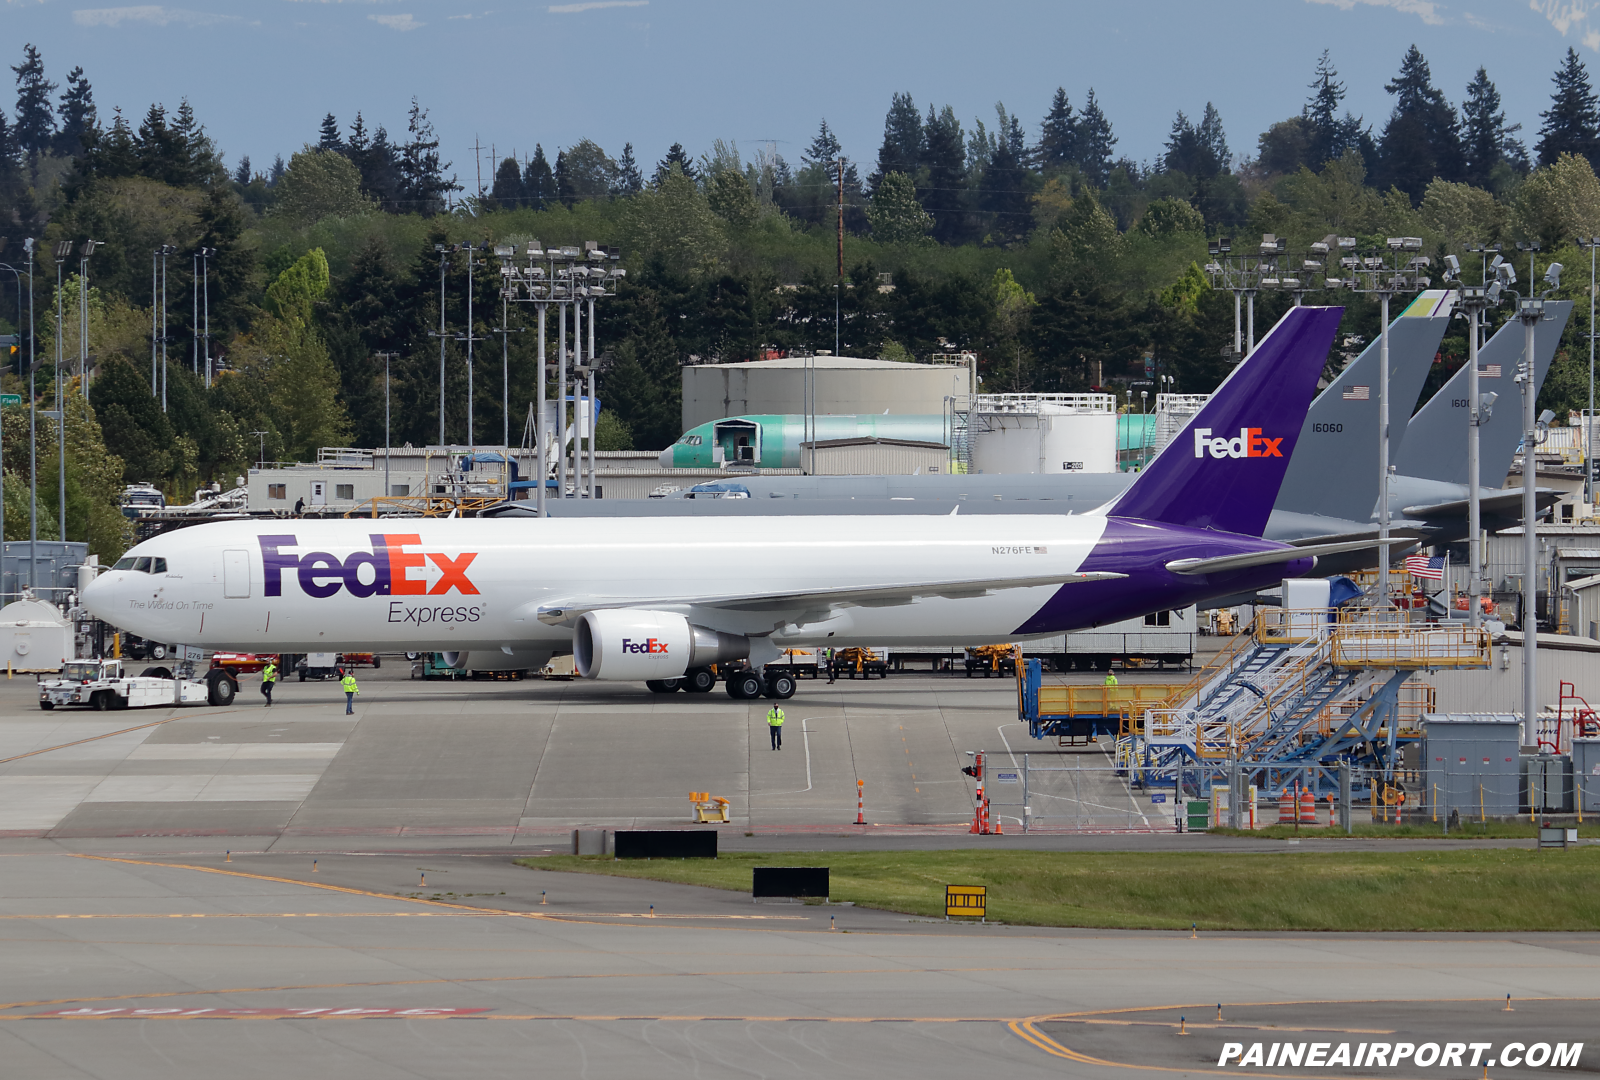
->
1165, 538, 1410, 577
535, 571, 1127, 626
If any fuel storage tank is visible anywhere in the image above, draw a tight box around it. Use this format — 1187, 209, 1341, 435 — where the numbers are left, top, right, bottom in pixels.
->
968, 393, 1117, 475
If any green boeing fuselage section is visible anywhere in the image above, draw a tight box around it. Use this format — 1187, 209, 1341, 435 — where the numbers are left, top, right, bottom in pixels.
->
662, 413, 1161, 470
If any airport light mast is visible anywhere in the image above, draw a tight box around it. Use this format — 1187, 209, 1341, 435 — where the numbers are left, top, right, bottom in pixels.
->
1576, 237, 1599, 509
1323, 237, 1430, 608
500, 242, 623, 511
1442, 253, 1511, 629
1505, 260, 1564, 749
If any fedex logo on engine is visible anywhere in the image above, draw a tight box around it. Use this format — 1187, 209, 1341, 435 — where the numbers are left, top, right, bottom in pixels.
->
622, 637, 669, 654
1192, 427, 1284, 460
260, 534, 479, 599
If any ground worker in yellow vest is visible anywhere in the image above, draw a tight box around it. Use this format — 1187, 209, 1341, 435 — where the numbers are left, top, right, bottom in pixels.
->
1103, 669, 1118, 688
340, 669, 360, 714
767, 703, 784, 750
261, 659, 277, 707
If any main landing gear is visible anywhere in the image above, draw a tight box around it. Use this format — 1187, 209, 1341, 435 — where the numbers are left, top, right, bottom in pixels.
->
724, 668, 795, 701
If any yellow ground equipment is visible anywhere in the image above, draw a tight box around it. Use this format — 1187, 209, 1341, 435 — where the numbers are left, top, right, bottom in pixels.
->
964, 644, 1019, 678
832, 647, 888, 678
690, 792, 730, 823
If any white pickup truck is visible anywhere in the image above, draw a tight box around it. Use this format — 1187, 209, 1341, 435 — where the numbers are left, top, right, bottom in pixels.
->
39, 659, 218, 711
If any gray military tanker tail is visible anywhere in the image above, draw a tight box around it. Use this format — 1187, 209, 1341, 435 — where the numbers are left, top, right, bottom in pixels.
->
1394, 300, 1572, 488
1274, 290, 1455, 522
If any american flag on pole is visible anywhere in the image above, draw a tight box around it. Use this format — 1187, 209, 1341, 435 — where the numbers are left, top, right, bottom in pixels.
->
1477, 364, 1502, 378
1342, 385, 1370, 400
1404, 555, 1446, 580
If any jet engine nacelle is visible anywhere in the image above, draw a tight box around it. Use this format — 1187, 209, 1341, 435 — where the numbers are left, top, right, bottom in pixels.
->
574, 609, 748, 680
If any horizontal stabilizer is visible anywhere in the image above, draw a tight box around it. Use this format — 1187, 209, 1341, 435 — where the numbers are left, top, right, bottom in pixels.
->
1165, 537, 1409, 577
1402, 488, 1562, 520
536, 571, 1127, 625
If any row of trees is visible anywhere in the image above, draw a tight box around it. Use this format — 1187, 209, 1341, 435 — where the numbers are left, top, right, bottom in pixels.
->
3, 42, 1600, 562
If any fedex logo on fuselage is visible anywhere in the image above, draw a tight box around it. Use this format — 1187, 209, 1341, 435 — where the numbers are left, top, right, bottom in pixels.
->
1192, 427, 1284, 460
260, 534, 479, 599
622, 638, 668, 654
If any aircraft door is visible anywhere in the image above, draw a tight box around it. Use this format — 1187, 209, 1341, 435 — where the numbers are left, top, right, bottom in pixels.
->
310, 481, 327, 506
223, 549, 251, 598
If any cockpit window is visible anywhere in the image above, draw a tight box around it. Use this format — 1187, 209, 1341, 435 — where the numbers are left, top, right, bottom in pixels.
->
679, 434, 702, 445
113, 557, 136, 570
151, 558, 167, 574
133, 557, 152, 573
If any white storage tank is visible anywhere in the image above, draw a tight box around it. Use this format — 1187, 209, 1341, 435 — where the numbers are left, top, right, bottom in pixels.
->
969, 394, 1117, 475
0, 598, 71, 673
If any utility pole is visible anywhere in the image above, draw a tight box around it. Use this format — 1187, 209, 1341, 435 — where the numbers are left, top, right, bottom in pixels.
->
431, 244, 451, 446
375, 351, 399, 503
53, 242, 69, 545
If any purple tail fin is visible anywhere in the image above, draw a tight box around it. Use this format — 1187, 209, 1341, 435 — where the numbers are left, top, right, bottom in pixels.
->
1104, 305, 1343, 536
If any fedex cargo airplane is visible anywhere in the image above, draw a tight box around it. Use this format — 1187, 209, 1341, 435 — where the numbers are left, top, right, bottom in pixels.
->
84, 307, 1371, 704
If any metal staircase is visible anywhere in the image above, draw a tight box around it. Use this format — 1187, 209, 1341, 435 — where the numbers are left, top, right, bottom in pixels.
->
1111, 606, 1489, 798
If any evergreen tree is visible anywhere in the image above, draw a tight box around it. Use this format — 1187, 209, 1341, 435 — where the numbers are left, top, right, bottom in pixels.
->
1302, 50, 1373, 167
55, 65, 96, 157
398, 97, 455, 215
872, 92, 922, 188
269, 154, 286, 186
361, 123, 403, 211
653, 142, 695, 185
490, 154, 524, 209
555, 148, 574, 207
614, 142, 643, 195
1037, 88, 1076, 170
172, 99, 217, 184
233, 155, 252, 185
1461, 67, 1525, 188
523, 144, 554, 209
1537, 47, 1600, 169
979, 136, 1029, 244
920, 103, 967, 244
803, 119, 842, 167
135, 104, 187, 186
1164, 103, 1229, 177
1075, 89, 1116, 186
1376, 44, 1463, 201
1196, 103, 1229, 173
318, 112, 342, 153
11, 44, 57, 158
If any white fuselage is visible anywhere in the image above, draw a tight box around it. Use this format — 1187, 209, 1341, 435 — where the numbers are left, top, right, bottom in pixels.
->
83, 515, 1110, 654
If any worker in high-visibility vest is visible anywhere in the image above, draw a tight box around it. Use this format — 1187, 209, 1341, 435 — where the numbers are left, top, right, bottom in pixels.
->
261, 659, 278, 707
340, 669, 360, 714
767, 703, 784, 750
1103, 669, 1119, 688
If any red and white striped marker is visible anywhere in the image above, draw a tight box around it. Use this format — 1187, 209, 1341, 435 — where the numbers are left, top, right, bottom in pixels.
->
854, 779, 865, 825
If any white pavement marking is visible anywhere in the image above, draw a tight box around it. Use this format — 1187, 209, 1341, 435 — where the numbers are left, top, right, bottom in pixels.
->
128, 743, 343, 761
84, 774, 322, 803
0, 776, 103, 829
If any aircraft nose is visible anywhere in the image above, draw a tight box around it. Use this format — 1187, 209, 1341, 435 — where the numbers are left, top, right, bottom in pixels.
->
657, 446, 674, 469
81, 570, 115, 619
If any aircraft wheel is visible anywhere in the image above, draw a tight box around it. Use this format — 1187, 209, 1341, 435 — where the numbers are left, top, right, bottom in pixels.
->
144, 667, 173, 681
645, 679, 677, 694
151, 644, 167, 660
684, 667, 717, 693
726, 671, 762, 699
765, 673, 796, 700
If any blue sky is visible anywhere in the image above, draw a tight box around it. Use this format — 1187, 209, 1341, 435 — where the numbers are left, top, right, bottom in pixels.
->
5, 0, 1600, 185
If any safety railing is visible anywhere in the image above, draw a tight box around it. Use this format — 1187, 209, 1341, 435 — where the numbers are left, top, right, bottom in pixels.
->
1329, 616, 1490, 669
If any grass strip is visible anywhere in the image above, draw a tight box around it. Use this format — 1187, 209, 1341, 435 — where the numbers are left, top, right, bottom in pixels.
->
1209, 822, 1600, 839
517, 848, 1600, 931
